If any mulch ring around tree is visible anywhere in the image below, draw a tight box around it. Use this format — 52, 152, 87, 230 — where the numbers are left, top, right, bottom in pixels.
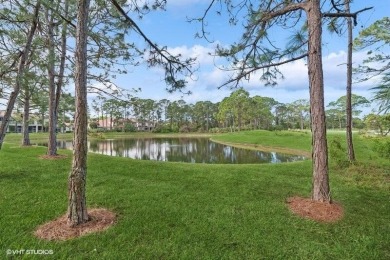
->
38, 154, 68, 160
34, 208, 116, 241
286, 196, 344, 223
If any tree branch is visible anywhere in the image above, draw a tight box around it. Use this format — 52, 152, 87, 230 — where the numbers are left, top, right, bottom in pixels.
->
40, 0, 76, 28
330, 0, 344, 13
0, 51, 23, 78
218, 53, 308, 89
323, 7, 373, 26
260, 2, 306, 23
110, 0, 194, 92
187, 0, 216, 42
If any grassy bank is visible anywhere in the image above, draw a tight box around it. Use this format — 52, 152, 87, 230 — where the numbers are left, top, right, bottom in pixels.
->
1, 131, 389, 259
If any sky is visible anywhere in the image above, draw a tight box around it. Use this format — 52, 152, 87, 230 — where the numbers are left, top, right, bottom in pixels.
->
96, 1, 389, 113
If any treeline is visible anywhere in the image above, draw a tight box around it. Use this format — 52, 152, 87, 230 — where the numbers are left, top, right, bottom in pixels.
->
90, 88, 383, 133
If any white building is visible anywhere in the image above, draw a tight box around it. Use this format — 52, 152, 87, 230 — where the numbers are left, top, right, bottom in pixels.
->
0, 111, 44, 133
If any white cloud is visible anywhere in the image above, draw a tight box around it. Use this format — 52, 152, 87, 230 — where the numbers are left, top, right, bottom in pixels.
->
276, 59, 309, 90
116, 45, 382, 113
167, 44, 219, 65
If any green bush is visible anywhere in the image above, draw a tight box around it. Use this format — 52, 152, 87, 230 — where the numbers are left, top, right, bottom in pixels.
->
373, 139, 390, 159
179, 125, 192, 133
209, 127, 234, 133
124, 123, 136, 132
329, 136, 349, 168
89, 121, 98, 129
153, 124, 177, 133
88, 131, 106, 139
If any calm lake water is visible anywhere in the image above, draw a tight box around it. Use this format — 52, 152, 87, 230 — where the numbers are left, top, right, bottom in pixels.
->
51, 138, 306, 164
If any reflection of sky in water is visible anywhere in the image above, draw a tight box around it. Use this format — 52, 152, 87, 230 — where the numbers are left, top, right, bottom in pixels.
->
49, 138, 307, 164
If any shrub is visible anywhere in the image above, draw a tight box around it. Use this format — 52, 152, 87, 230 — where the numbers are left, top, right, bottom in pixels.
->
89, 121, 98, 129
209, 127, 233, 133
179, 125, 191, 133
88, 131, 106, 139
124, 123, 136, 132
373, 139, 390, 159
329, 136, 349, 168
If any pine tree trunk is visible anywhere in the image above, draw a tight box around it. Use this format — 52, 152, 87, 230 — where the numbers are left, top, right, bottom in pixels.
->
0, 1, 41, 150
67, 0, 91, 227
47, 7, 58, 156
305, 0, 331, 202
22, 92, 31, 146
345, 0, 355, 162
41, 113, 45, 132
47, 0, 68, 155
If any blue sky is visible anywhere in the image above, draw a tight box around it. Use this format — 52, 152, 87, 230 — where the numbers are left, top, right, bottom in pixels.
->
96, 0, 389, 112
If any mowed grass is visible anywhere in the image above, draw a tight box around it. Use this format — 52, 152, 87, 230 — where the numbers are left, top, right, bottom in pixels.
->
0, 131, 389, 259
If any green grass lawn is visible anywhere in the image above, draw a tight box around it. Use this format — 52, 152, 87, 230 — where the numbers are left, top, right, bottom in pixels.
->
0, 131, 389, 259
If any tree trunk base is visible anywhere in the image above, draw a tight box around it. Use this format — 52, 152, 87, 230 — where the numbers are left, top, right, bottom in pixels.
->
287, 196, 343, 223
34, 208, 115, 241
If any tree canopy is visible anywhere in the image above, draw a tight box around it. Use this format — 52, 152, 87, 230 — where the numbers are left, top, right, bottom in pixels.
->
354, 17, 390, 113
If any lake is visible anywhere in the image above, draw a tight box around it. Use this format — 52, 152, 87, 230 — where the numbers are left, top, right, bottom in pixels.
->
51, 137, 306, 164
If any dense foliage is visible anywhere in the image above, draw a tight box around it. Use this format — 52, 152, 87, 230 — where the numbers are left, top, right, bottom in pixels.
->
90, 89, 375, 133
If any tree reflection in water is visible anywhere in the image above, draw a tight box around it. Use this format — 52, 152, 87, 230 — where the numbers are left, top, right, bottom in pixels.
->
49, 138, 306, 164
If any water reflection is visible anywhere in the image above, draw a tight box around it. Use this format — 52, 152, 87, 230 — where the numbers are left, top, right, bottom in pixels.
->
49, 138, 306, 164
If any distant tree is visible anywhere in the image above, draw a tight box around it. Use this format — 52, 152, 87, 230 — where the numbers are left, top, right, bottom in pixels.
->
19, 66, 43, 145
327, 94, 370, 128
217, 88, 251, 131
31, 90, 50, 132
192, 101, 218, 131
274, 103, 291, 130
326, 108, 342, 129
143, 99, 157, 130
290, 99, 310, 130
364, 113, 390, 136
58, 93, 75, 133
92, 96, 106, 120
217, 97, 234, 131
166, 100, 188, 131
250, 96, 277, 130
102, 99, 123, 130
158, 99, 171, 122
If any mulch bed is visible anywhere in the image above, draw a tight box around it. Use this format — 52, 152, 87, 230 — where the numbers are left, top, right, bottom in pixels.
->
35, 208, 116, 241
287, 196, 344, 223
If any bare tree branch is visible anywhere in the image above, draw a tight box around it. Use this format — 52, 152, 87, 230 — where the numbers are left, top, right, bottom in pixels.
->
330, 0, 343, 13
187, 0, 216, 42
260, 3, 307, 23
218, 53, 308, 89
323, 7, 373, 26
